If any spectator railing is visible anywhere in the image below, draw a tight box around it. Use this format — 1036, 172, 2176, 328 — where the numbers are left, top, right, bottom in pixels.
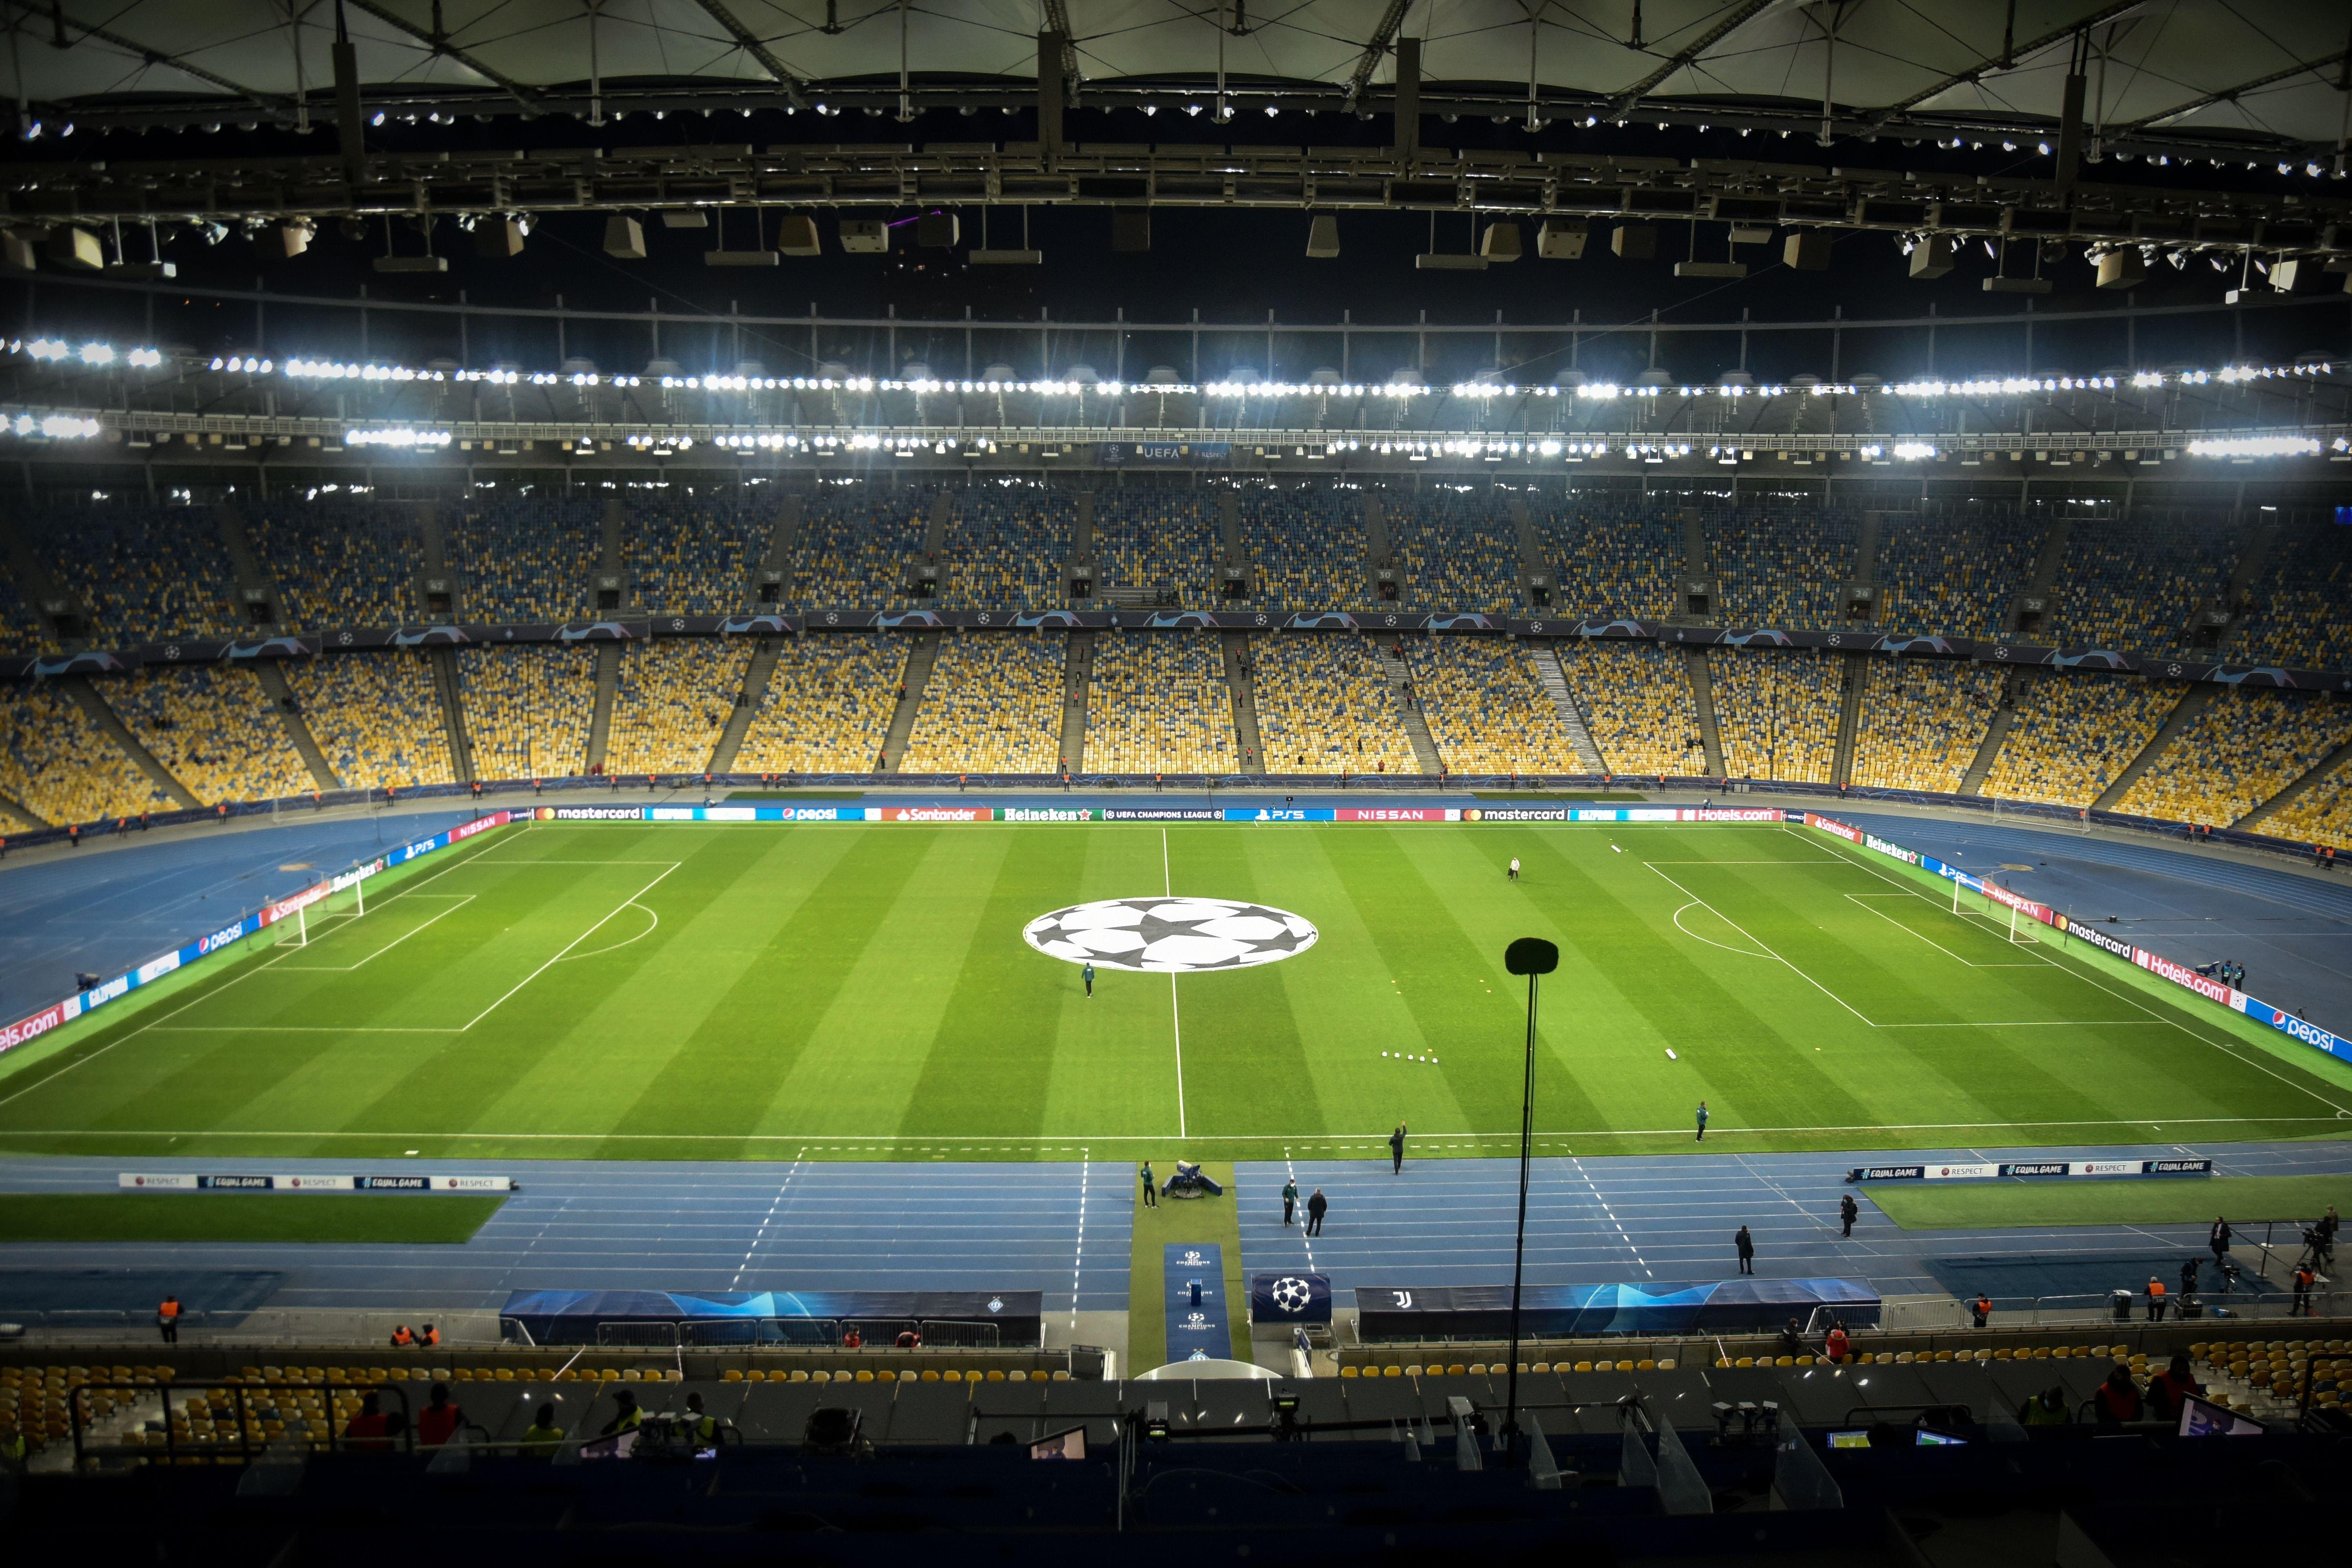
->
65, 1376, 416, 1468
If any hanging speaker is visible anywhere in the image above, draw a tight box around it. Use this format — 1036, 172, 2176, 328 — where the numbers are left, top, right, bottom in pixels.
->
602, 215, 646, 260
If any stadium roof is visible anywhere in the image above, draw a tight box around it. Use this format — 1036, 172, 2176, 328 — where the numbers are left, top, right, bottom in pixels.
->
9, 0, 2348, 162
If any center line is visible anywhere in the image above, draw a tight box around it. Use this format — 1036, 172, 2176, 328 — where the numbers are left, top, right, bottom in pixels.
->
1165, 827, 1186, 1139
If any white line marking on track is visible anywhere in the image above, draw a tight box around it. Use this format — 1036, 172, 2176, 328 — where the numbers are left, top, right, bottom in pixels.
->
1569, 1155, 1649, 1275
1072, 1147, 1088, 1331
732, 1149, 805, 1288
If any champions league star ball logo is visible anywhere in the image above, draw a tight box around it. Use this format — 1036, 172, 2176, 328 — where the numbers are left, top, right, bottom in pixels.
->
1023, 898, 1319, 973
1269, 1276, 1314, 1315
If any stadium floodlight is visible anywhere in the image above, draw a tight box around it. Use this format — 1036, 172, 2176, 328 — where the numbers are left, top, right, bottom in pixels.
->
2185, 436, 2320, 458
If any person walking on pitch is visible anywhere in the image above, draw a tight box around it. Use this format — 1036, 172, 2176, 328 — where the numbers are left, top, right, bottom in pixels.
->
1139, 1160, 1156, 1208
1282, 1176, 1298, 1225
1082, 961, 1095, 998
1695, 1101, 1709, 1142
1508, 858, 1520, 881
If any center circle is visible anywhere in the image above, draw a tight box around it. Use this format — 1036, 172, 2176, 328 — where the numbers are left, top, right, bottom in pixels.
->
1023, 898, 1320, 974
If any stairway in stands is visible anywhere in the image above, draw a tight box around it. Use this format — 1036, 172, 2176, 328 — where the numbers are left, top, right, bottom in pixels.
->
876, 635, 939, 774
62, 677, 199, 810
1057, 632, 1094, 771
1529, 646, 1605, 772
1220, 632, 1264, 771
2094, 685, 2219, 811
1682, 649, 1725, 775
582, 500, 629, 774
708, 639, 781, 773
1959, 671, 2034, 796
1372, 645, 1444, 774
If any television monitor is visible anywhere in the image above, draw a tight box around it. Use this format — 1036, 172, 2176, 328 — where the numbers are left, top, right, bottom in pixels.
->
1825, 1430, 1873, 1450
1030, 1425, 1087, 1460
1914, 1429, 1968, 1446
2179, 1396, 2264, 1438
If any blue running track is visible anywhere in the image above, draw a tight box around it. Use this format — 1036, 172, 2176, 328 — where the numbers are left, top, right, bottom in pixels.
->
1238, 1140, 2352, 1302
0, 809, 476, 1022
0, 1157, 1131, 1319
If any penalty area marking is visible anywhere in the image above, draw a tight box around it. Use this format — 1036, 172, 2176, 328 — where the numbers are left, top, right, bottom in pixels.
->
1790, 824, 2352, 1120
556, 900, 660, 962
1842, 892, 2047, 967
1651, 860, 2135, 1028
0, 824, 513, 1111
274, 894, 477, 973
139, 861, 682, 1038
1669, 901, 1775, 960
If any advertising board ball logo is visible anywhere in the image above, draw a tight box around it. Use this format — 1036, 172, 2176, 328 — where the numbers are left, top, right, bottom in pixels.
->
1270, 1277, 1313, 1314
1024, 898, 1318, 973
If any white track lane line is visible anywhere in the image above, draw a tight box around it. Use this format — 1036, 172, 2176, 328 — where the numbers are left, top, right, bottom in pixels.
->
731, 1150, 806, 1288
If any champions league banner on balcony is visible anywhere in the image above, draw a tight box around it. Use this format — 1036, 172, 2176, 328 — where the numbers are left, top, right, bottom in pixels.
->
124, 638, 312, 667
1355, 1278, 1880, 1338
650, 613, 800, 638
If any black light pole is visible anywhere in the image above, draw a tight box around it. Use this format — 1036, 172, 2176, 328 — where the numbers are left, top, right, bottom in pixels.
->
1499, 934, 1560, 1463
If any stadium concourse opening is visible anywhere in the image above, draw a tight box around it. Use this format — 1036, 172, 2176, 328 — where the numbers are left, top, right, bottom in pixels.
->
9, 0, 2352, 1544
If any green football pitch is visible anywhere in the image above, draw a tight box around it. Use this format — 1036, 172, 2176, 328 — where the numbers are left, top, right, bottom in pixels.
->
0, 818, 2346, 1163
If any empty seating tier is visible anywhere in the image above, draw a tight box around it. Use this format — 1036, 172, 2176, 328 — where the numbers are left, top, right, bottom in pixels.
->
733, 635, 907, 773
2116, 688, 2352, 827
0, 681, 175, 826
1982, 676, 2185, 808
1565, 641, 1705, 775
902, 634, 1066, 774
605, 639, 756, 776
1848, 660, 2004, 794
457, 645, 596, 781
110, 665, 313, 805
1084, 632, 1236, 772
286, 653, 455, 791
1406, 639, 1583, 775
1252, 636, 1419, 774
